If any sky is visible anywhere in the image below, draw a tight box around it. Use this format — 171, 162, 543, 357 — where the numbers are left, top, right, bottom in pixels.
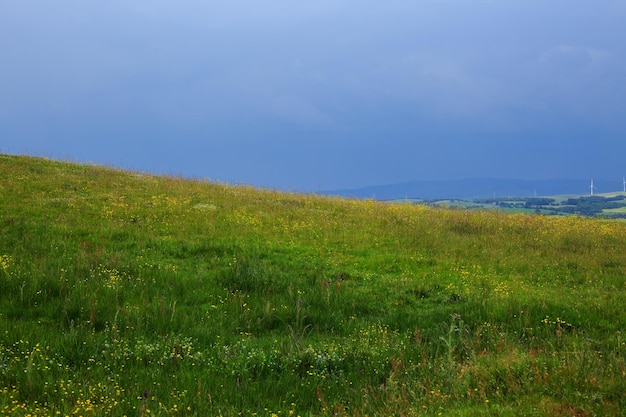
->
1, 1, 626, 192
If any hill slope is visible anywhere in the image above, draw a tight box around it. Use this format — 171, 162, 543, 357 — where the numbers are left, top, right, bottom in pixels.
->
1, 154, 625, 416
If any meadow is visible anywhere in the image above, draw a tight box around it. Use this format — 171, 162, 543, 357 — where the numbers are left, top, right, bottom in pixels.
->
1, 154, 625, 416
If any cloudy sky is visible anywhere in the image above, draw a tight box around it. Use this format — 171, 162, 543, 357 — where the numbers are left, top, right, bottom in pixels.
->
2, 1, 625, 191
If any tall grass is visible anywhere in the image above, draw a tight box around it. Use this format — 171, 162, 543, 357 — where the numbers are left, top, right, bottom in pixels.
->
1, 154, 625, 415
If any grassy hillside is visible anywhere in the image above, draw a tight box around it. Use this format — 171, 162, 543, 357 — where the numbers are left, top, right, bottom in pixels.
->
1, 154, 625, 416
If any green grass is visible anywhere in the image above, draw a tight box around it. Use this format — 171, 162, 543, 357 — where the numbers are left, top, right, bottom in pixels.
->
1, 154, 626, 416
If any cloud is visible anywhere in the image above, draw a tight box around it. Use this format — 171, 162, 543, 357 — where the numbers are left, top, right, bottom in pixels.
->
264, 94, 331, 125
527, 44, 626, 130
539, 45, 610, 72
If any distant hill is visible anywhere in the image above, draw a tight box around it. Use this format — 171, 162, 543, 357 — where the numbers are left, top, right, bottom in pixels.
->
321, 178, 625, 200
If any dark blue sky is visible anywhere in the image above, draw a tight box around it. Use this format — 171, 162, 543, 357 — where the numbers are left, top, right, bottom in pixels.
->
2, 1, 625, 191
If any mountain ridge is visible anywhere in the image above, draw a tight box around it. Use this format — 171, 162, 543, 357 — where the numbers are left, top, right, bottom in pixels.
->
321, 178, 625, 200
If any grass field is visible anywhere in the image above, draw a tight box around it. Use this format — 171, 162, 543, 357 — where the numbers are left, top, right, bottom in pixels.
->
604, 207, 626, 214
1, 154, 626, 416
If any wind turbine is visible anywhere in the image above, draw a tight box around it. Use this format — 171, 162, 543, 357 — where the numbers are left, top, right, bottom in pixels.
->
589, 179, 596, 196
623, 177, 625, 193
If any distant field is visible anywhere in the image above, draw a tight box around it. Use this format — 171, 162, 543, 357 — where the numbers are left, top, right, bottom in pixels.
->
1, 155, 626, 416
424, 192, 626, 218
603, 206, 626, 213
